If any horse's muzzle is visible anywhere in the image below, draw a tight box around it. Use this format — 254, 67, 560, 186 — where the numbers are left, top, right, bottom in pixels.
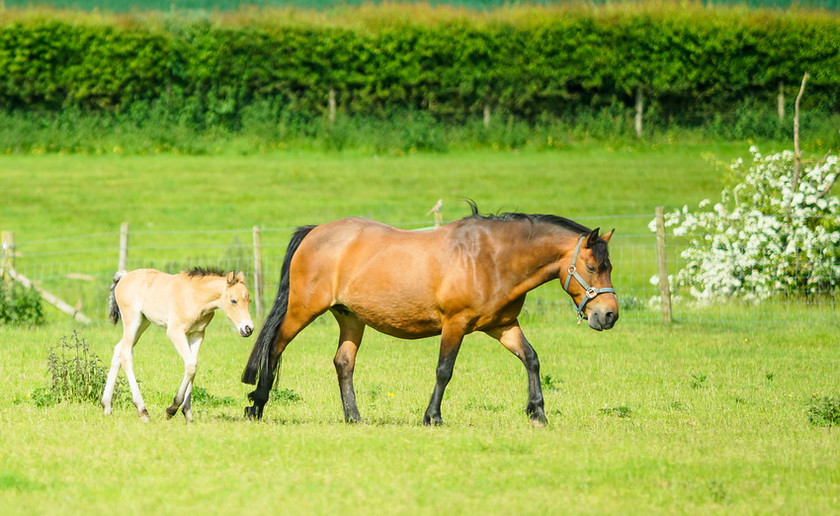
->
240, 325, 254, 337
588, 309, 618, 331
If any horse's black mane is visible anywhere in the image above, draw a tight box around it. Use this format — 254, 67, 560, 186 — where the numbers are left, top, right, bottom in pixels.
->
463, 201, 610, 265
186, 266, 227, 278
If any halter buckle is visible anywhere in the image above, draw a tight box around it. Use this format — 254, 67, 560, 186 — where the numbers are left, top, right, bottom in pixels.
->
586, 286, 599, 299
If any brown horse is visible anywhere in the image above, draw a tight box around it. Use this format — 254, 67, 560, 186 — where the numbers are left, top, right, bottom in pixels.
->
242, 204, 618, 425
102, 268, 254, 422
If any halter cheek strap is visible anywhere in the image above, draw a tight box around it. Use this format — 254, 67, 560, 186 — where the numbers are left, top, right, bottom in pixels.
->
562, 235, 616, 322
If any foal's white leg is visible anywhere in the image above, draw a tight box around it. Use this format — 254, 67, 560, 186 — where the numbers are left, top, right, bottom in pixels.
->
101, 341, 123, 415
180, 331, 205, 422
119, 318, 152, 421
102, 316, 150, 419
165, 328, 197, 420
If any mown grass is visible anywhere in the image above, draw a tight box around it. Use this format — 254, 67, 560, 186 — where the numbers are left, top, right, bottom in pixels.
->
1, 311, 838, 514
0, 143, 747, 321
1, 143, 838, 513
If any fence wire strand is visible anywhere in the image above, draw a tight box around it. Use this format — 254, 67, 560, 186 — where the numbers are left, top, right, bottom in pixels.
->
7, 218, 838, 326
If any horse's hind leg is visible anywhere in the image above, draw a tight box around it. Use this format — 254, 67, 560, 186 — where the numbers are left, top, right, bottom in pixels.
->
333, 312, 365, 423
423, 324, 466, 426
101, 341, 123, 415
104, 316, 151, 421
485, 322, 547, 426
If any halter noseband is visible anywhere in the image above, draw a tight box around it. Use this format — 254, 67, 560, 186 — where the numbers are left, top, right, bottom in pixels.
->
563, 235, 616, 322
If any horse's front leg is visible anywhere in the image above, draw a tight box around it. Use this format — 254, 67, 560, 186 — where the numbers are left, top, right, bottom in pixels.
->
245, 307, 318, 420
179, 331, 205, 422
244, 352, 279, 420
485, 321, 547, 426
423, 325, 465, 426
333, 313, 365, 423
166, 328, 196, 420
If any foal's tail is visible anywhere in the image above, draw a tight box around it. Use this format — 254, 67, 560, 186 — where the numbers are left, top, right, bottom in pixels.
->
108, 270, 126, 325
242, 225, 317, 385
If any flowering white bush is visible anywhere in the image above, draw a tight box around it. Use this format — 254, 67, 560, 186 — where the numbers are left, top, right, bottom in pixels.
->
650, 147, 840, 302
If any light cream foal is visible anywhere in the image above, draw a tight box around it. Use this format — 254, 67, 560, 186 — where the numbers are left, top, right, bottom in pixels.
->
101, 268, 254, 422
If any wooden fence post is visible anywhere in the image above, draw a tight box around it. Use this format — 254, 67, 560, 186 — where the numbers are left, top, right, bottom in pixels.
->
655, 207, 672, 324
427, 199, 443, 229
777, 81, 785, 121
252, 225, 264, 321
7, 268, 92, 324
328, 89, 336, 125
635, 87, 644, 138
118, 222, 129, 271
483, 104, 491, 129
792, 72, 809, 195
1, 231, 14, 281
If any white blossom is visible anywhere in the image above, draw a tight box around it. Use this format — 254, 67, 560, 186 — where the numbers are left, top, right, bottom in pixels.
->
651, 147, 840, 302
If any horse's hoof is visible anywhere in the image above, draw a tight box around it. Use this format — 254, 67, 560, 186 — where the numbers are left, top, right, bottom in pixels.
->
103, 407, 112, 416
139, 410, 150, 423
244, 406, 262, 420
530, 417, 547, 428
165, 407, 178, 420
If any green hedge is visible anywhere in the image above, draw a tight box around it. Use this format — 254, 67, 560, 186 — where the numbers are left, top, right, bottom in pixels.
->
1, 7, 838, 128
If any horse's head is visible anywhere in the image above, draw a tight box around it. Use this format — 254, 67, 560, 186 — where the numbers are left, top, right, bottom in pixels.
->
222, 271, 254, 337
561, 228, 619, 331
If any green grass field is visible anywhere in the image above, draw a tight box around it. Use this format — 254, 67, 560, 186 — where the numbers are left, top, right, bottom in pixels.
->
1, 143, 746, 321
1, 143, 839, 514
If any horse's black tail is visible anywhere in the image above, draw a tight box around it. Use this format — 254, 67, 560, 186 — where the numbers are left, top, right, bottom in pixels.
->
241, 225, 317, 385
107, 271, 126, 325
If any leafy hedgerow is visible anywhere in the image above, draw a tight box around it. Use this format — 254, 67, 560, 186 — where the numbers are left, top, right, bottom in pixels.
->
0, 6, 839, 131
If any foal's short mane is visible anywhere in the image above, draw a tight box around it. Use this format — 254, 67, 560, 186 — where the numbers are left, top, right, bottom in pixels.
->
185, 267, 227, 278
464, 201, 610, 265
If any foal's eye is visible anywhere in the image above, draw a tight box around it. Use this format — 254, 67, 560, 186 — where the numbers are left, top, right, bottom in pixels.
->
231, 299, 238, 305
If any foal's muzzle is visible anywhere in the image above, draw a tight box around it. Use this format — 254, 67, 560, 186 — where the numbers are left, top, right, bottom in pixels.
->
239, 324, 254, 337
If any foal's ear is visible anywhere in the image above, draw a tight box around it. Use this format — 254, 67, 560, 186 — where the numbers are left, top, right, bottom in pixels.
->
226, 271, 237, 285
585, 227, 601, 248
235, 271, 246, 284
602, 228, 615, 244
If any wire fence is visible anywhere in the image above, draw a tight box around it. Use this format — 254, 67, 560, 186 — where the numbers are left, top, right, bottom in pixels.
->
3, 215, 838, 328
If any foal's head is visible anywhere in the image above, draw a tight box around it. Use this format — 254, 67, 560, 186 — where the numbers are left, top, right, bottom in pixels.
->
562, 228, 619, 331
222, 271, 254, 337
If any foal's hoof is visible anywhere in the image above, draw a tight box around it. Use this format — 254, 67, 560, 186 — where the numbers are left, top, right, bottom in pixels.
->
138, 409, 150, 423
165, 406, 178, 420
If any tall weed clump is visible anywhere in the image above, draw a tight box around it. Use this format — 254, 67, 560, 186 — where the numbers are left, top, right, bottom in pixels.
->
30, 331, 114, 407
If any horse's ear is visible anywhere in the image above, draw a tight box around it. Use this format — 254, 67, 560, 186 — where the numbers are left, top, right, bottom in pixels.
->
235, 271, 246, 284
226, 271, 236, 285
585, 227, 601, 248
602, 228, 615, 244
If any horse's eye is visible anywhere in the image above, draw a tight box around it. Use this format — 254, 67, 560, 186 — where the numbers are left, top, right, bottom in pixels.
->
586, 265, 596, 273
231, 299, 238, 305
